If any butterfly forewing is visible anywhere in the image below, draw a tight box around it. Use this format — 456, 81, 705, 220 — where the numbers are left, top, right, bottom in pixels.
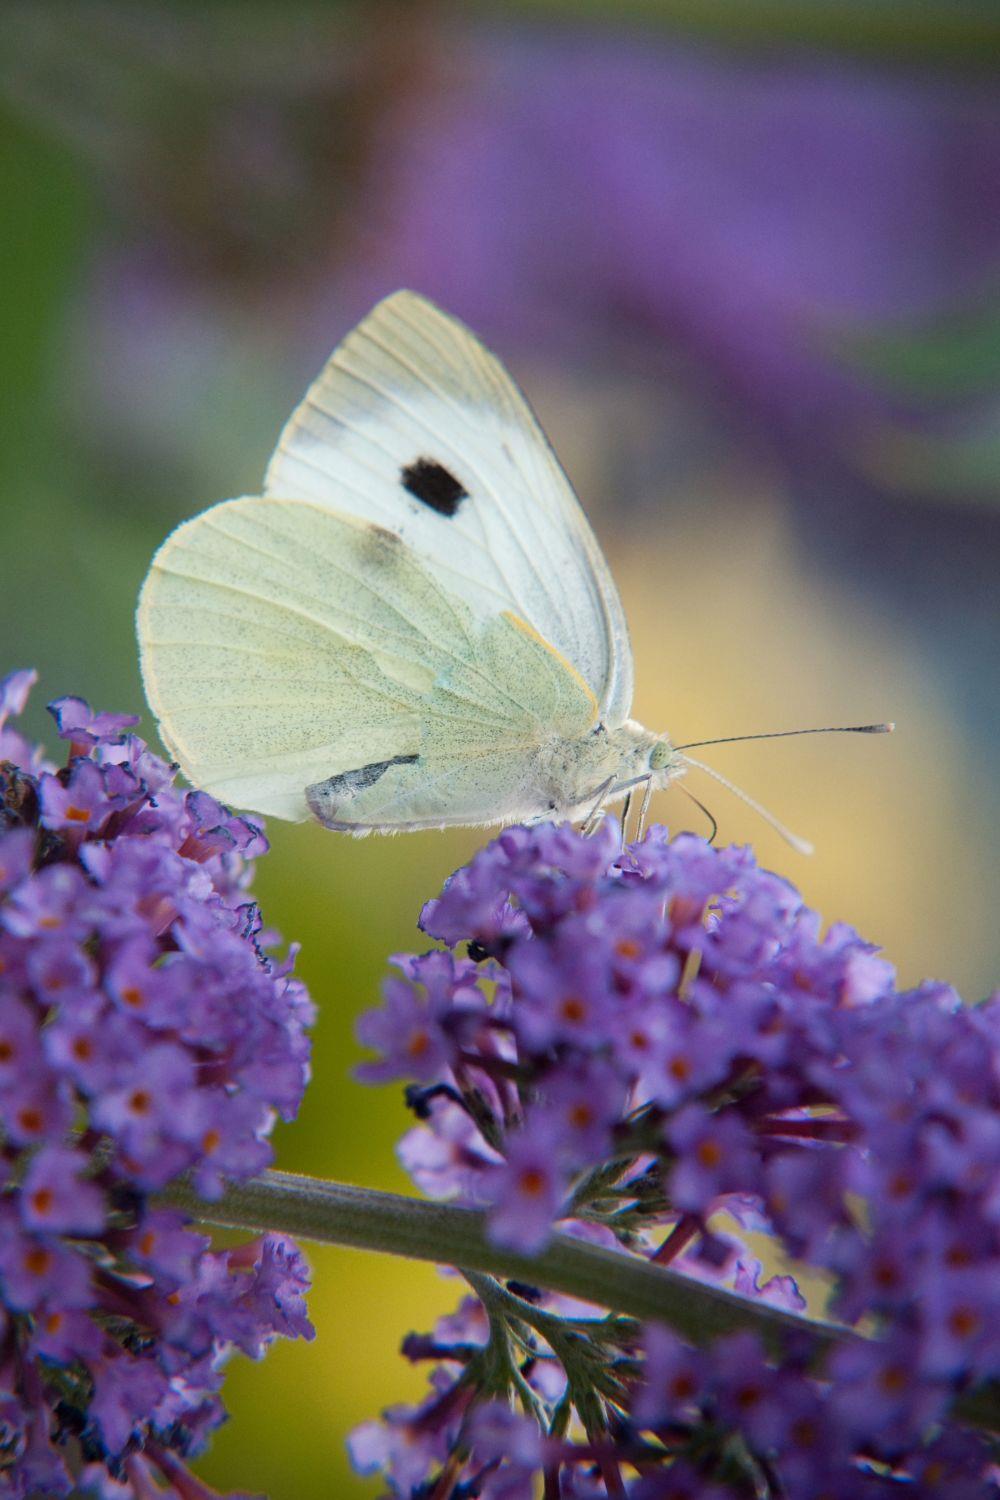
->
263, 291, 634, 725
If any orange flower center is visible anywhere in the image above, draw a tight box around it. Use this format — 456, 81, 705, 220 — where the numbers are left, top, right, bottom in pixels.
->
518, 1168, 547, 1198
873, 1261, 900, 1290
948, 1307, 979, 1340
24, 1245, 52, 1277
878, 1364, 907, 1395
30, 1188, 54, 1217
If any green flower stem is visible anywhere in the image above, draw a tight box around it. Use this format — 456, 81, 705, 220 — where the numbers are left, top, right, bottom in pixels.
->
166, 1167, 838, 1353
165, 1168, 1000, 1434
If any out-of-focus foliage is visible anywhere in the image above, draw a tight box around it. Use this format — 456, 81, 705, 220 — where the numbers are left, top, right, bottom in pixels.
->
840, 295, 1000, 401
479, 0, 1000, 66
832, 295, 1000, 502
1, 4, 998, 1495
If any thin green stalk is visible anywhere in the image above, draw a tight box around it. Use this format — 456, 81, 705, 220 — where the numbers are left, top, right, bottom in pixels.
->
162, 1167, 1000, 1435
163, 1168, 844, 1354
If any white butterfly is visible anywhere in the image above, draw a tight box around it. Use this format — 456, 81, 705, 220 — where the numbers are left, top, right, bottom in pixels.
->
137, 292, 887, 841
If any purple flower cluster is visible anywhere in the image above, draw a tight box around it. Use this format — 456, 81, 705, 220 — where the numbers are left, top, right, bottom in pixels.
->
354, 821, 1000, 1495
0, 672, 314, 1497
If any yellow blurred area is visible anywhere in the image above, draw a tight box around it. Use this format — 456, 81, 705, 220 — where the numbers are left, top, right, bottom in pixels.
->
620, 492, 994, 1001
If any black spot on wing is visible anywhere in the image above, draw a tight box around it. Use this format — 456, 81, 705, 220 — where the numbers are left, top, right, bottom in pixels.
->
400, 458, 468, 517
311, 754, 419, 803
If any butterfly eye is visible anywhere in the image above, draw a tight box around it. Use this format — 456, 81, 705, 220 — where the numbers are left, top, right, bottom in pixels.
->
649, 742, 673, 772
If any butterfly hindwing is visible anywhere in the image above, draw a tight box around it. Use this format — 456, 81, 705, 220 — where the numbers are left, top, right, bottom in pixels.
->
137, 496, 598, 826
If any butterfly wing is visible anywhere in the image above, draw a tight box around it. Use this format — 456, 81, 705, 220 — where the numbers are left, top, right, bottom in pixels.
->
263, 290, 634, 727
137, 496, 598, 826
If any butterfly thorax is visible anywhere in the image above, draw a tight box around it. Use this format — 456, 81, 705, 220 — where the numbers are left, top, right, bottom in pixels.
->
538, 719, 682, 821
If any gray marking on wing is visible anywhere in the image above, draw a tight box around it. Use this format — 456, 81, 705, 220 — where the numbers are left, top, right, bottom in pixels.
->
306, 753, 420, 823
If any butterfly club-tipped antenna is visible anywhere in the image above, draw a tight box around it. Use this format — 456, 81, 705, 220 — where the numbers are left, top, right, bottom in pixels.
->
674, 722, 895, 753
670, 721, 895, 856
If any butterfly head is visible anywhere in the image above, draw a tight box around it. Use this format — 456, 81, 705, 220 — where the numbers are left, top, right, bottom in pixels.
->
607, 722, 684, 798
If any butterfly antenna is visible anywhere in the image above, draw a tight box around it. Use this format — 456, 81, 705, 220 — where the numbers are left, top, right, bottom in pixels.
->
674, 722, 894, 752
678, 755, 814, 856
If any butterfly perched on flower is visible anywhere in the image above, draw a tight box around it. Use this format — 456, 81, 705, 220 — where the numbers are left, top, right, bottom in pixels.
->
138, 293, 888, 841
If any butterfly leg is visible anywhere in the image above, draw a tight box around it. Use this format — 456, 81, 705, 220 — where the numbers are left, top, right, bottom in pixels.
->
619, 790, 634, 843
580, 777, 616, 836
636, 777, 654, 840
679, 784, 718, 844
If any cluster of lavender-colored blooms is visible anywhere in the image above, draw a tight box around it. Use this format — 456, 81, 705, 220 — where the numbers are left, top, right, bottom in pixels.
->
0, 672, 314, 1498
352, 822, 1000, 1496
5, 662, 998, 1499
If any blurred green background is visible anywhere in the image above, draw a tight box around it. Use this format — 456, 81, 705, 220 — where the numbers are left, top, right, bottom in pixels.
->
2, 3, 999, 1494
